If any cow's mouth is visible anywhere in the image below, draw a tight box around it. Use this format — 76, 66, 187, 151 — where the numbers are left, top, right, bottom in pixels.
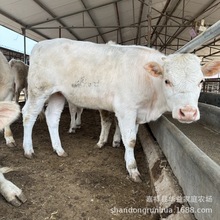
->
177, 119, 195, 124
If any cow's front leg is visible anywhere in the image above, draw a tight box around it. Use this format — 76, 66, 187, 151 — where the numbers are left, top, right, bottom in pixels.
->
68, 103, 83, 133
23, 96, 48, 158
46, 93, 67, 157
0, 172, 27, 206
117, 111, 141, 182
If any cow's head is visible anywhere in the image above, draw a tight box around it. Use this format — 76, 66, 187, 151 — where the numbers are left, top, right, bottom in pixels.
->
145, 54, 220, 123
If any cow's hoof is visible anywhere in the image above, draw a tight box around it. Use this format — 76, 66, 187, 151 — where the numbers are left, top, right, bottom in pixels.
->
76, 123, 81, 128
58, 151, 68, 157
129, 169, 142, 182
68, 129, 76, 134
10, 192, 27, 207
95, 144, 102, 148
7, 142, 16, 148
24, 153, 34, 159
96, 142, 105, 148
112, 141, 120, 148
131, 174, 142, 183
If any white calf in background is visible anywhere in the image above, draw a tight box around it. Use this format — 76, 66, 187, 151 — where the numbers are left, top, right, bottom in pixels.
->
9, 59, 29, 102
0, 51, 17, 147
0, 102, 27, 206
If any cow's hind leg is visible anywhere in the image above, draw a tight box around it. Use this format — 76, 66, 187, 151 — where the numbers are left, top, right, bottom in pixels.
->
68, 102, 77, 133
45, 93, 67, 157
75, 107, 83, 128
116, 111, 141, 182
97, 110, 113, 148
22, 94, 48, 158
97, 111, 121, 148
15, 87, 22, 103
68, 103, 83, 133
112, 117, 121, 147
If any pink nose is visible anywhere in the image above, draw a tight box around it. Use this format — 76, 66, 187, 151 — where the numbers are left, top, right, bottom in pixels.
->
179, 106, 198, 121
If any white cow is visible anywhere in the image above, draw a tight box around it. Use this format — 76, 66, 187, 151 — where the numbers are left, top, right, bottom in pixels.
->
0, 101, 27, 206
9, 59, 29, 102
0, 51, 17, 147
22, 39, 220, 182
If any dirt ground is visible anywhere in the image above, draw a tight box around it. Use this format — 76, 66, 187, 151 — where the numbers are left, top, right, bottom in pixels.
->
0, 104, 158, 220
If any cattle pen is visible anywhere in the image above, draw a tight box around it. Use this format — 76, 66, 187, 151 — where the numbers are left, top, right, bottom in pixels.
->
0, 1, 220, 220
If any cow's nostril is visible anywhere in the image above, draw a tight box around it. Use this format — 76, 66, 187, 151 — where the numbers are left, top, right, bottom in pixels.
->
193, 109, 197, 118
179, 109, 185, 117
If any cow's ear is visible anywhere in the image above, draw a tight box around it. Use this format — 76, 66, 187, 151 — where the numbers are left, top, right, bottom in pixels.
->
202, 60, 220, 76
0, 102, 20, 130
144, 62, 163, 77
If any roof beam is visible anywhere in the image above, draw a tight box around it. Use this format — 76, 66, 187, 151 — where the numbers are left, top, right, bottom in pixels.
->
161, 0, 218, 51
151, 0, 182, 45
81, 17, 192, 41
121, 30, 190, 46
150, 0, 172, 38
0, 7, 49, 39
137, 0, 187, 46
84, 27, 190, 46
147, 0, 152, 46
176, 20, 220, 53
114, 2, 123, 44
80, 0, 105, 43
202, 49, 220, 59
29, 24, 196, 30
135, 0, 145, 44
27, 0, 123, 28
194, 38, 220, 53
33, 0, 81, 40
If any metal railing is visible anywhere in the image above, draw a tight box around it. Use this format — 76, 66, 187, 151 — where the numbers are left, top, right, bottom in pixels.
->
202, 78, 220, 93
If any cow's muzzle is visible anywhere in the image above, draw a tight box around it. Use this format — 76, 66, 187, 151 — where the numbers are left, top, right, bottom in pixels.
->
177, 105, 199, 123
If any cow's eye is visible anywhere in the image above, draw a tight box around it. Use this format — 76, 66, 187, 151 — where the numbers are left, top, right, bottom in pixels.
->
199, 79, 204, 84
165, 79, 172, 86
198, 79, 204, 87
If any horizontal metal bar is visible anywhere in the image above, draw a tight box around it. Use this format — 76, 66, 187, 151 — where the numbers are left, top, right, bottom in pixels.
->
177, 20, 220, 53
153, 44, 189, 47
27, 24, 195, 30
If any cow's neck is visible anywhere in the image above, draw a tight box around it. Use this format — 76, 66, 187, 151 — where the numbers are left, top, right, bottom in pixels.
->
136, 80, 169, 124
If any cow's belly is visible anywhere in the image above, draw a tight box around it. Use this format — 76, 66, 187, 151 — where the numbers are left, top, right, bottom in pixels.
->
63, 87, 114, 112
